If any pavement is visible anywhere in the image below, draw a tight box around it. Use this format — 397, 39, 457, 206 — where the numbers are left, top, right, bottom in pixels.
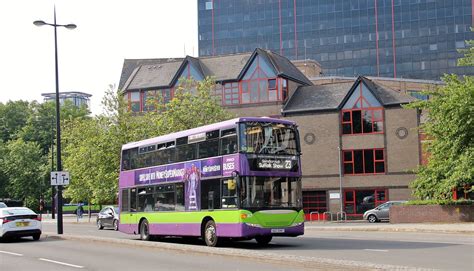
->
41, 213, 474, 234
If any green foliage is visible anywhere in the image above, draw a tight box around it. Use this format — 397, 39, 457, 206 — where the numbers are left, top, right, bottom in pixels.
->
406, 199, 473, 206
0, 99, 89, 205
63, 77, 233, 205
62, 204, 102, 212
406, 45, 474, 199
1, 139, 48, 210
0, 100, 32, 142
161, 78, 234, 133
457, 30, 474, 67
62, 116, 119, 205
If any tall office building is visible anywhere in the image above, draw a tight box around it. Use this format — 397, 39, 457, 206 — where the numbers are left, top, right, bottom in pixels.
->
41, 91, 92, 112
198, 0, 474, 80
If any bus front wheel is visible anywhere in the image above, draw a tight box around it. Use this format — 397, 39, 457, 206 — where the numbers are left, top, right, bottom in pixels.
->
203, 220, 218, 247
140, 219, 151, 241
255, 235, 272, 246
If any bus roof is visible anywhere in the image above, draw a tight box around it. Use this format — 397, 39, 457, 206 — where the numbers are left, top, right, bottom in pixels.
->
122, 117, 296, 150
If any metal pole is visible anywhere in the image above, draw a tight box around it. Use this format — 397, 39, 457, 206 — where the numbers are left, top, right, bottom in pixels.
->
337, 146, 343, 214
53, 7, 63, 235
51, 118, 55, 219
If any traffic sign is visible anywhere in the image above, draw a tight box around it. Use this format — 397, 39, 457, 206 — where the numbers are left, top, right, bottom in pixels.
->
51, 171, 70, 186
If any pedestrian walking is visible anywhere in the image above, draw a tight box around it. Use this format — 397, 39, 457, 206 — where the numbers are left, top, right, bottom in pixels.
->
76, 204, 84, 222
39, 198, 45, 219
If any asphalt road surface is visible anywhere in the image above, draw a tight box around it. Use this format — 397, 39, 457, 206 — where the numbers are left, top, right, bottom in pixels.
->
4, 222, 473, 270
0, 237, 324, 271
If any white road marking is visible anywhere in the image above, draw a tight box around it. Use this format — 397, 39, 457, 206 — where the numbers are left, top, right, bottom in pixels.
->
364, 249, 389, 252
0, 250, 23, 256
39, 258, 84, 269
306, 234, 474, 246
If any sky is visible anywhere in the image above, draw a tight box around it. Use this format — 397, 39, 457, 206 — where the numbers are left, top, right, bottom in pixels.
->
0, 0, 198, 115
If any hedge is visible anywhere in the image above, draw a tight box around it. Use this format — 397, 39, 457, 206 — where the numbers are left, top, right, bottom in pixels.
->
406, 199, 473, 206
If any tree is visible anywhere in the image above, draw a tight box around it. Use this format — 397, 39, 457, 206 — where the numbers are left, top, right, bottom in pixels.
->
458, 31, 474, 67
407, 40, 474, 200
63, 77, 233, 205
0, 141, 8, 198
1, 139, 48, 210
20, 100, 90, 155
161, 78, 233, 133
0, 100, 32, 142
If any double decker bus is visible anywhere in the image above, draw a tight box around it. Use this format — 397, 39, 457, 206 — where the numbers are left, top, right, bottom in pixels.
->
118, 117, 303, 246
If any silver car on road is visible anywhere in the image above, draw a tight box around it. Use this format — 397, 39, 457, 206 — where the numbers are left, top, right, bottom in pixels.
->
363, 201, 407, 223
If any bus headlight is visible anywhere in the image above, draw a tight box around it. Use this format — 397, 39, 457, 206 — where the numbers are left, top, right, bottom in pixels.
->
291, 222, 304, 227
245, 223, 262, 228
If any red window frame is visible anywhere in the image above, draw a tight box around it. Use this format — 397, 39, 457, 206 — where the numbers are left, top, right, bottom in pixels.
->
128, 91, 141, 112
343, 149, 385, 175
344, 189, 388, 216
341, 108, 384, 135
136, 88, 175, 113
303, 191, 327, 221
222, 82, 239, 105
453, 185, 473, 200
238, 56, 281, 105
341, 84, 384, 135
282, 78, 288, 101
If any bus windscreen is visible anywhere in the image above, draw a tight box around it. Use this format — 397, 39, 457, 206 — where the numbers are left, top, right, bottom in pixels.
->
239, 122, 299, 155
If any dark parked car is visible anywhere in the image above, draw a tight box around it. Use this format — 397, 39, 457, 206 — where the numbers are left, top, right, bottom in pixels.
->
363, 201, 406, 223
97, 206, 119, 230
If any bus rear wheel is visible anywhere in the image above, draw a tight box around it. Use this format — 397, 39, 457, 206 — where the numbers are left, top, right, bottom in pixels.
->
140, 219, 151, 241
255, 235, 272, 246
203, 220, 218, 247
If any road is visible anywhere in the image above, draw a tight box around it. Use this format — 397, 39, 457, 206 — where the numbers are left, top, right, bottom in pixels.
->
2, 221, 473, 270
0, 237, 322, 271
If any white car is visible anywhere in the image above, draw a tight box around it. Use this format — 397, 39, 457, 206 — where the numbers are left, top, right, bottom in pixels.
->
0, 207, 42, 240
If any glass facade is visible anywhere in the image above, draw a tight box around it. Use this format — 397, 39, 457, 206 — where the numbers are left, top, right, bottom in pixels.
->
198, 0, 474, 80
42, 92, 91, 111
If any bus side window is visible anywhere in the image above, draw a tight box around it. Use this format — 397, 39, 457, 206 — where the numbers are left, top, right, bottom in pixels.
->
130, 188, 137, 212
201, 179, 221, 210
121, 189, 130, 212
222, 179, 237, 208
176, 183, 185, 211
122, 149, 130, 171
129, 148, 139, 170
198, 139, 219, 159
220, 135, 237, 155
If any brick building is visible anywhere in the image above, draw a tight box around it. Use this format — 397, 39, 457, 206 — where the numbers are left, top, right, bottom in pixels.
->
119, 49, 442, 218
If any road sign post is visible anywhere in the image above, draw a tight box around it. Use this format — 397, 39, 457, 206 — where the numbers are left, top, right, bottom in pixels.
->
51, 171, 70, 186
50, 171, 69, 234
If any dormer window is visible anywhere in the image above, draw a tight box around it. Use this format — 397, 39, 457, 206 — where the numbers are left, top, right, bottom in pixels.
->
240, 55, 279, 104
341, 83, 384, 135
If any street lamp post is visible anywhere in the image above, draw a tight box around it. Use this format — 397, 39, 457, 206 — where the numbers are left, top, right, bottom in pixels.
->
51, 117, 55, 220
34, 7, 76, 235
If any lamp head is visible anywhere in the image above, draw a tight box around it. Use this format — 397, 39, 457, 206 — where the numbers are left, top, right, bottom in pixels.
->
64, 24, 77, 29
33, 20, 47, 26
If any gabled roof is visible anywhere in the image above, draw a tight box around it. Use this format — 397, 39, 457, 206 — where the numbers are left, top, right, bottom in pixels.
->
359, 77, 415, 106
282, 83, 354, 113
121, 48, 313, 92
118, 58, 184, 90
200, 53, 252, 82
263, 49, 313, 85
125, 61, 183, 91
170, 56, 207, 86
282, 76, 416, 115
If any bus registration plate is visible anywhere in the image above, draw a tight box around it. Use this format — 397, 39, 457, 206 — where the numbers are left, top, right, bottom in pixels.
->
271, 229, 285, 233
